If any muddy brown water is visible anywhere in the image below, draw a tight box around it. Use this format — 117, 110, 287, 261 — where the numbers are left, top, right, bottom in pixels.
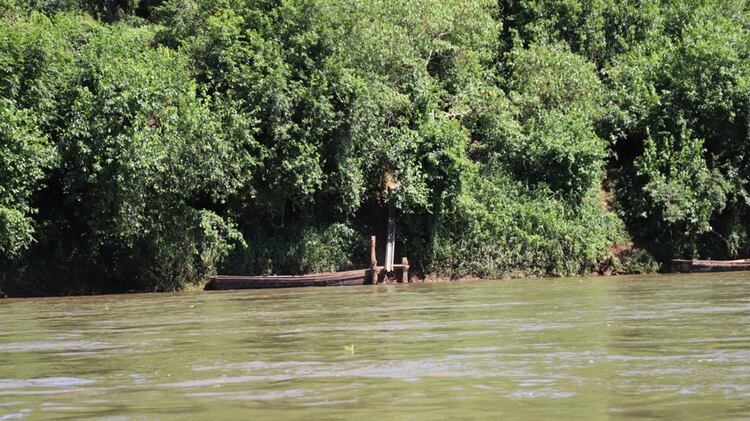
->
1, 273, 749, 419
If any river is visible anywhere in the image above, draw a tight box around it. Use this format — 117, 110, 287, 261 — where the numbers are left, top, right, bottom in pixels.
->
1, 272, 749, 419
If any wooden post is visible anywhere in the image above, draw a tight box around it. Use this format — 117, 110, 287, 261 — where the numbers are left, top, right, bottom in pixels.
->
385, 201, 395, 272
401, 257, 409, 283
369, 235, 378, 284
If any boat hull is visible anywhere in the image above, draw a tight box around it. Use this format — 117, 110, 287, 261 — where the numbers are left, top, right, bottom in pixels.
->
672, 259, 750, 273
205, 269, 371, 290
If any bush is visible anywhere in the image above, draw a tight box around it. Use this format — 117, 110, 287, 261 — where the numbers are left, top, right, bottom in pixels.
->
428, 168, 625, 278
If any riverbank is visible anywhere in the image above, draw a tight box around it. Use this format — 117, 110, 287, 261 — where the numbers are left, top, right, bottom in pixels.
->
0, 266, 661, 299
4, 1, 749, 301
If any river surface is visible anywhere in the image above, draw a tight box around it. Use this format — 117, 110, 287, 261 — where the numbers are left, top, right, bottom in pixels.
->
1, 273, 749, 420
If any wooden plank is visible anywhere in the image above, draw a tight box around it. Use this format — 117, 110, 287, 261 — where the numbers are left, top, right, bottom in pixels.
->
370, 235, 378, 284
401, 257, 409, 283
385, 202, 395, 272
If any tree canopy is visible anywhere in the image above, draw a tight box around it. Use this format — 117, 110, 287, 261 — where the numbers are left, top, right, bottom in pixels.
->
2, 0, 748, 295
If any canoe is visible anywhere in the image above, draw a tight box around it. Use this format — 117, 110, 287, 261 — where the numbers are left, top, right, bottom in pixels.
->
671, 259, 750, 273
205, 269, 371, 290
205, 263, 410, 290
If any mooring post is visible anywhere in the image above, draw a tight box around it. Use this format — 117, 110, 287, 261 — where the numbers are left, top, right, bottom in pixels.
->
370, 235, 378, 284
385, 201, 395, 272
401, 257, 409, 283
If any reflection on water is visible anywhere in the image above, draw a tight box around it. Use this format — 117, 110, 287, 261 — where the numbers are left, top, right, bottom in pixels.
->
1, 273, 749, 419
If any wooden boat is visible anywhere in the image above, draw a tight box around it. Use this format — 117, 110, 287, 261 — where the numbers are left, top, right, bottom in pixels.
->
205, 268, 371, 290
205, 264, 409, 290
671, 259, 750, 273
206, 236, 410, 290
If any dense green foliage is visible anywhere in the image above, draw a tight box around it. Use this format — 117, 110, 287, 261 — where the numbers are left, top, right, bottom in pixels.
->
1, 0, 747, 295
